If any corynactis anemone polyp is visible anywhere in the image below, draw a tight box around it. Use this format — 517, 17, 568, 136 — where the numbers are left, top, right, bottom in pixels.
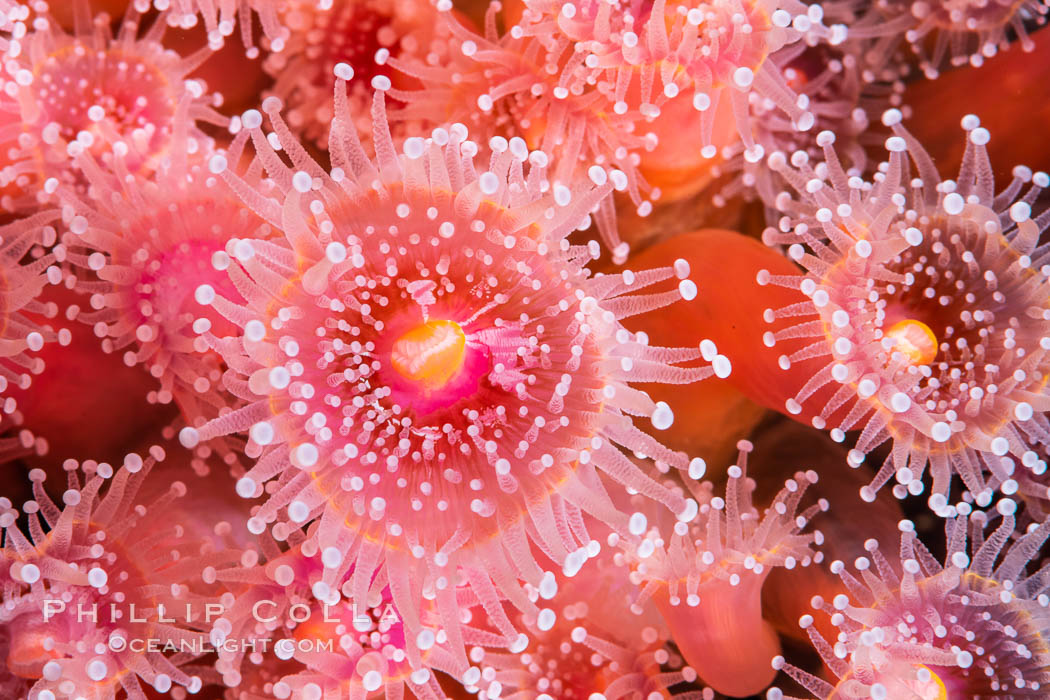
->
1, 1, 1048, 699
509, 0, 844, 153
758, 112, 1050, 510
465, 547, 705, 700
0, 447, 218, 699
8, 284, 185, 467
0, 213, 68, 414
56, 128, 266, 421
185, 79, 722, 654
497, 0, 743, 206
770, 499, 1050, 699
263, 0, 456, 149
618, 440, 828, 697
0, 1, 226, 210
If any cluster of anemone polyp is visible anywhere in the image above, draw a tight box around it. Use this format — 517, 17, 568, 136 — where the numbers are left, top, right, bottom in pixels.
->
2, 0, 1050, 698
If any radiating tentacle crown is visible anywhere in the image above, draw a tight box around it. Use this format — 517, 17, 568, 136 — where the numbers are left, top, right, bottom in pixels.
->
759, 110, 1050, 512
181, 72, 726, 665
770, 499, 1050, 699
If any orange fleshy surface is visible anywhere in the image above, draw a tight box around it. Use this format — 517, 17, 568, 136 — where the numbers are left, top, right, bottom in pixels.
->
390, 319, 468, 389
5, 625, 61, 678
614, 235, 767, 465
883, 318, 938, 367
625, 228, 837, 427
639, 90, 739, 203
654, 581, 780, 697
622, 345, 767, 475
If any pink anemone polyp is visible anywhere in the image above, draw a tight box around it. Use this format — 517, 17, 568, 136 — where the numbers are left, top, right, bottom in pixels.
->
384, 3, 657, 259
0, 1, 227, 208
759, 111, 1050, 510
0, 447, 225, 699
509, 0, 848, 153
848, 0, 1049, 79
618, 440, 827, 697
465, 545, 705, 699
770, 500, 1050, 699
56, 135, 265, 421
179, 78, 724, 663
